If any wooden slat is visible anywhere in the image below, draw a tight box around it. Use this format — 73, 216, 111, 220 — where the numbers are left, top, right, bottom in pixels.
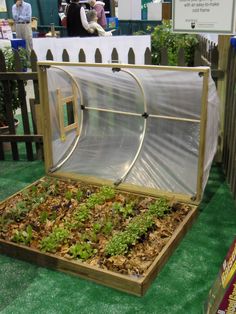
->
0, 135, 42, 142
177, 47, 185, 66
0, 239, 143, 296
196, 69, 209, 202
0, 72, 38, 80
46, 49, 54, 60
128, 48, 135, 64
144, 47, 152, 65
14, 50, 34, 161
142, 205, 198, 295
29, 99, 44, 159
53, 171, 198, 205
111, 48, 119, 63
160, 47, 168, 65
0, 142, 4, 160
194, 47, 201, 66
62, 49, 70, 62
95, 48, 102, 63
78, 49, 86, 62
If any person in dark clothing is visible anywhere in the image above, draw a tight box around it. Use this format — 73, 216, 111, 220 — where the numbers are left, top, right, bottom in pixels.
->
67, 0, 94, 37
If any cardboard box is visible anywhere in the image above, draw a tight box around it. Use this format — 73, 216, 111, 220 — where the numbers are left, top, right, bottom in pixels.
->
204, 238, 236, 313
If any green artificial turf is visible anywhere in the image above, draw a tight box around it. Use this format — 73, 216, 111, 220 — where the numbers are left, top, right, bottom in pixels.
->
0, 162, 235, 314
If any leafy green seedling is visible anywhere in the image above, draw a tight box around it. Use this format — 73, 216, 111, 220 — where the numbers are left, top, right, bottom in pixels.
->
40, 227, 69, 253
69, 242, 95, 260
12, 225, 33, 245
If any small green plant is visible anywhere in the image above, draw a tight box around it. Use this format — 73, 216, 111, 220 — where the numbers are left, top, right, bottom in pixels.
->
102, 220, 113, 235
113, 202, 134, 218
148, 198, 170, 217
0, 215, 12, 232
105, 212, 153, 256
76, 190, 83, 201
39, 211, 49, 223
11, 225, 33, 245
92, 222, 102, 233
105, 198, 171, 256
99, 186, 116, 200
8, 201, 29, 221
74, 204, 89, 223
86, 186, 115, 209
65, 190, 73, 200
69, 242, 95, 260
40, 227, 69, 252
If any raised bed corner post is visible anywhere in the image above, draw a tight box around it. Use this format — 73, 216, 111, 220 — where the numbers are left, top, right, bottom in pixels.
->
38, 63, 53, 173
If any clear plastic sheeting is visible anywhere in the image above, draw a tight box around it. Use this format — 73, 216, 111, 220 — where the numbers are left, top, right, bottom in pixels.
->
45, 65, 219, 199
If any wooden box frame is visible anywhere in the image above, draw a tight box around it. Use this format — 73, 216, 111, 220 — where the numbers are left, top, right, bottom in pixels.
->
0, 62, 211, 296
0, 180, 198, 296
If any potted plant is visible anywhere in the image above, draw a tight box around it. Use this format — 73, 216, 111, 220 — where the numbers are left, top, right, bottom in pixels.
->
0, 46, 30, 129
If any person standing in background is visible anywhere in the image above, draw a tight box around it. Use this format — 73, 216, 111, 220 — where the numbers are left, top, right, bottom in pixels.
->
87, 10, 112, 36
88, 0, 107, 29
12, 0, 32, 51
67, 0, 94, 37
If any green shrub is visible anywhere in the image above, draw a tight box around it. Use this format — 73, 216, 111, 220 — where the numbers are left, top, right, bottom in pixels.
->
151, 21, 199, 66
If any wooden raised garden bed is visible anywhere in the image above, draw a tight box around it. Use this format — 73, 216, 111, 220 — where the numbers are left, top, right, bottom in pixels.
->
0, 176, 198, 296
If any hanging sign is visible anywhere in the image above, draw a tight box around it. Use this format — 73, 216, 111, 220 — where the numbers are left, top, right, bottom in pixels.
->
0, 0, 7, 12
141, 0, 153, 20
173, 0, 236, 34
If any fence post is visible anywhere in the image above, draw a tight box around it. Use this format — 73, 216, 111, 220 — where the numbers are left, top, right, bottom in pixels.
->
215, 35, 231, 162
177, 47, 185, 66
95, 49, 102, 63
79, 49, 86, 62
46, 49, 54, 60
160, 47, 168, 65
111, 48, 119, 63
14, 49, 34, 161
144, 47, 152, 65
128, 48, 135, 64
62, 49, 70, 62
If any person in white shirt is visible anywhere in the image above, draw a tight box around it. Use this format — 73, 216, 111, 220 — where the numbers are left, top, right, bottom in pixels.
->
12, 0, 33, 51
87, 10, 112, 37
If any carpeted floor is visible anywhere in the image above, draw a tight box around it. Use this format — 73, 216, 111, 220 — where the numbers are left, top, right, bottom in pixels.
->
0, 161, 235, 314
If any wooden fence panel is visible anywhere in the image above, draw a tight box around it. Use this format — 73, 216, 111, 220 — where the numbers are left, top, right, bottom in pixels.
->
0, 50, 19, 160
222, 45, 236, 199
0, 49, 43, 161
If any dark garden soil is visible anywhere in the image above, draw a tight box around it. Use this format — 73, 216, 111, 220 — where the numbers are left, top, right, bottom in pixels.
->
0, 177, 192, 278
